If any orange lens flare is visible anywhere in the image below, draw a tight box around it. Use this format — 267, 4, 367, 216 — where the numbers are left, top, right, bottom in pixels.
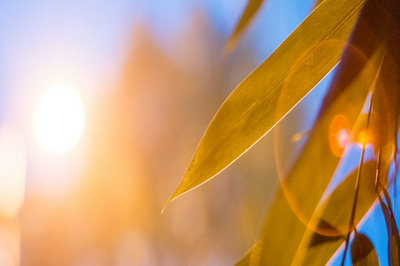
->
329, 114, 350, 157
273, 41, 373, 237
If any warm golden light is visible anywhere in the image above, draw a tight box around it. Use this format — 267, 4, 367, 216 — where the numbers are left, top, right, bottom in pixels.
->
34, 85, 85, 154
0, 125, 26, 218
357, 130, 370, 147
329, 114, 350, 157
336, 129, 349, 148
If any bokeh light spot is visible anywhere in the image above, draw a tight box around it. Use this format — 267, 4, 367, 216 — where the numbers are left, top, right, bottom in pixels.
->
0, 125, 26, 218
34, 85, 85, 154
337, 129, 349, 148
329, 114, 350, 157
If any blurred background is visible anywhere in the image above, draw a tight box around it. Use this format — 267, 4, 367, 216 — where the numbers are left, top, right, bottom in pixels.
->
0, 0, 332, 265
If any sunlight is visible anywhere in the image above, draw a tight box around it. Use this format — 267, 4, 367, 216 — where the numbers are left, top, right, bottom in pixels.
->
0, 125, 26, 218
34, 85, 85, 154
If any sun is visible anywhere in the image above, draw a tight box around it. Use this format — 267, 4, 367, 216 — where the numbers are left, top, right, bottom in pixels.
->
34, 85, 85, 154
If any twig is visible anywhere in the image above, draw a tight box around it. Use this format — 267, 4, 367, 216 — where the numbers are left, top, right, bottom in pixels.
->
340, 101, 373, 266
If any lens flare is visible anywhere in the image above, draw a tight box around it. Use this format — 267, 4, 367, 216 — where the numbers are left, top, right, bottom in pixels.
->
273, 40, 375, 236
329, 114, 350, 157
34, 85, 85, 154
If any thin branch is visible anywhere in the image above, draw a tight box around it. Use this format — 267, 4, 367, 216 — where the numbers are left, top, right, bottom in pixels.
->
394, 120, 398, 213
340, 102, 373, 266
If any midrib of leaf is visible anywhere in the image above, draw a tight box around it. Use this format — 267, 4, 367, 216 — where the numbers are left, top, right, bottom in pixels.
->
166, 0, 366, 206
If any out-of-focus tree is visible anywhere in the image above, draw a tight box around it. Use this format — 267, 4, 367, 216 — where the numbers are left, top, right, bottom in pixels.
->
20, 11, 280, 265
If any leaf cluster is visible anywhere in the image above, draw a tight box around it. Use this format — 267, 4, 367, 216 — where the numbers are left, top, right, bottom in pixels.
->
166, 0, 400, 264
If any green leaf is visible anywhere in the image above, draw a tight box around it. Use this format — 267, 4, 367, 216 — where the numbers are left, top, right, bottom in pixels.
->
166, 0, 367, 206
225, 0, 265, 54
351, 232, 379, 265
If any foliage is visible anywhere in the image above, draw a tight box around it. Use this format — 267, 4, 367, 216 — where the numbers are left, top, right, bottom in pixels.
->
167, 0, 400, 264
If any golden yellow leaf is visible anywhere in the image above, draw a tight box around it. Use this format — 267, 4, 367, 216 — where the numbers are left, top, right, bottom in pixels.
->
166, 0, 366, 206
234, 35, 385, 264
314, 0, 326, 8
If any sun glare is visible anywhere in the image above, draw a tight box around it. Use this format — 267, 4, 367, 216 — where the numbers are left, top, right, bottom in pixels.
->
0, 125, 26, 218
34, 85, 85, 154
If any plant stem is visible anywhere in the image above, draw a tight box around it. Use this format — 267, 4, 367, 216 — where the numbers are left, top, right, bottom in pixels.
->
374, 149, 393, 264
340, 141, 367, 266
394, 121, 398, 213
340, 102, 373, 266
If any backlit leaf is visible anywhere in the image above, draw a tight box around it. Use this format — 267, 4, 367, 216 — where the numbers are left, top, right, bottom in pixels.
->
235, 2, 389, 262
236, 160, 380, 265
167, 0, 367, 205
293, 144, 391, 265
313, 0, 325, 8
351, 232, 379, 265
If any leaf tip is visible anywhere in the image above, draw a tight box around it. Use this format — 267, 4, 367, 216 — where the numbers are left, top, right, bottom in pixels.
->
223, 37, 238, 56
162, 180, 189, 214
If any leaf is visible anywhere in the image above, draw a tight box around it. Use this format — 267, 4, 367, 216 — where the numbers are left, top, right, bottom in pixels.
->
167, 0, 367, 206
392, 224, 400, 266
379, 193, 400, 266
392, 218, 400, 266
370, 0, 400, 150
308, 220, 343, 247
313, 0, 326, 8
256, 37, 383, 266
351, 232, 379, 265
236, 159, 383, 265
293, 144, 391, 265
237, 130, 391, 266
237, 17, 386, 266
235, 241, 261, 266
225, 0, 265, 54
236, 0, 388, 262
235, 250, 251, 266
380, 201, 394, 265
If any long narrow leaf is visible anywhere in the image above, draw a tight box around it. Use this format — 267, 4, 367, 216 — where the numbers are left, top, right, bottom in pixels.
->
167, 0, 366, 205
236, 27, 385, 266
235, 0, 387, 262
